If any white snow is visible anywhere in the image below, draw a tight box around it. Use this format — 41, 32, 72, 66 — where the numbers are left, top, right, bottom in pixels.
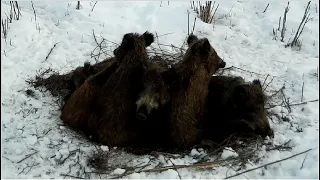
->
100, 145, 109, 152
113, 168, 126, 175
26, 135, 38, 145
55, 152, 61, 160
190, 148, 201, 156
1, 1, 319, 179
59, 148, 69, 156
43, 137, 50, 145
221, 147, 239, 160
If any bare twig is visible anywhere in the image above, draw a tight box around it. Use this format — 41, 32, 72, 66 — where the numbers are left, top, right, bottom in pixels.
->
266, 140, 292, 151
31, 1, 36, 21
262, 74, 270, 87
263, 3, 269, 13
287, 1, 312, 47
17, 151, 38, 163
91, 1, 98, 12
220, 66, 278, 78
187, 10, 190, 35
281, 2, 290, 42
263, 76, 275, 92
2, 18, 8, 39
167, 158, 182, 179
267, 85, 285, 99
191, 1, 219, 24
140, 161, 226, 173
197, 134, 235, 163
25, 162, 40, 175
289, 99, 318, 107
211, 4, 219, 23
58, 149, 80, 165
76, 1, 81, 10
225, 148, 313, 179
19, 163, 40, 175
2, 156, 15, 163
228, 4, 235, 15
301, 81, 304, 102
191, 17, 197, 34
60, 174, 85, 179
277, 16, 281, 31
279, 88, 291, 113
300, 153, 308, 169
44, 43, 58, 61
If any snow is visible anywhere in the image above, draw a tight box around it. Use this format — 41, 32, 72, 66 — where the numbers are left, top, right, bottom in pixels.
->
26, 135, 38, 145
100, 145, 109, 152
221, 147, 239, 160
190, 148, 201, 156
1, 0, 319, 179
113, 168, 126, 175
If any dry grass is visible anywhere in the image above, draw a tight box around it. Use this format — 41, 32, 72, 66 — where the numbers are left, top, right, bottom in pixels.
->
191, 1, 219, 24
2, 1, 22, 40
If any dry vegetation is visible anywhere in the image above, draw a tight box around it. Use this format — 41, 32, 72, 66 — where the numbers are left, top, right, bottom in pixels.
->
2, 1, 22, 40
272, 1, 313, 50
190, 1, 219, 24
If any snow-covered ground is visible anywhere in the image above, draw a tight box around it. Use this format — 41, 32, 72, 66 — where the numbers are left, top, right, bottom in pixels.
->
1, 1, 319, 179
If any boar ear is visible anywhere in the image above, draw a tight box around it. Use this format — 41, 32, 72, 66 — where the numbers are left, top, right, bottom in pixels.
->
142, 31, 154, 47
113, 47, 120, 56
199, 38, 211, 56
118, 33, 135, 51
187, 34, 198, 47
252, 79, 262, 89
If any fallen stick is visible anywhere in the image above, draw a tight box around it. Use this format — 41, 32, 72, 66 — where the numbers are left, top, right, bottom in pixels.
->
289, 99, 318, 107
17, 151, 38, 163
44, 42, 58, 61
224, 148, 313, 179
140, 161, 227, 173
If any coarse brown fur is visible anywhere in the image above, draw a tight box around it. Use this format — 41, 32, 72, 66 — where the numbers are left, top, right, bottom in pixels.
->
30, 57, 117, 102
60, 31, 155, 146
71, 62, 96, 89
135, 58, 171, 121
203, 76, 273, 142
167, 34, 226, 148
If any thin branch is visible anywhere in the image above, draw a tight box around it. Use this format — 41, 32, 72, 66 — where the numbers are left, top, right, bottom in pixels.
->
267, 85, 285, 99
225, 148, 313, 179
139, 161, 226, 173
2, 156, 15, 163
277, 16, 281, 31
187, 10, 190, 35
167, 158, 182, 179
17, 151, 38, 163
262, 74, 270, 87
288, 1, 311, 47
263, 3, 269, 13
31, 1, 36, 21
210, 4, 219, 24
266, 139, 292, 151
301, 81, 304, 102
91, 1, 98, 12
300, 153, 308, 169
263, 76, 275, 92
76, 1, 81, 10
289, 99, 318, 107
44, 43, 58, 61
60, 174, 85, 179
281, 2, 290, 42
191, 17, 196, 34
